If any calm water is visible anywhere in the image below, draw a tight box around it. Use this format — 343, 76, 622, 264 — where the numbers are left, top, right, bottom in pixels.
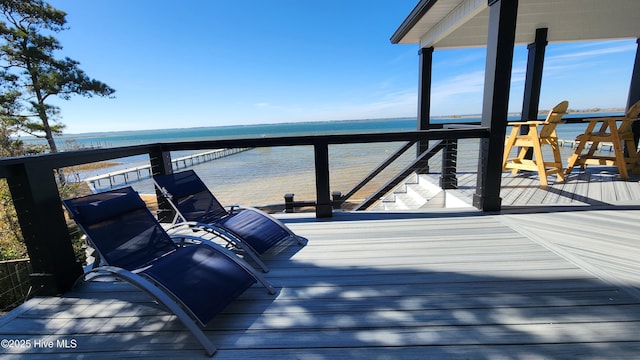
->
23, 114, 621, 207
58, 118, 426, 206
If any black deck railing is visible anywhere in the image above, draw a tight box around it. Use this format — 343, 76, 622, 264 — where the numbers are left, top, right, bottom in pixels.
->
339, 140, 419, 205
0, 258, 32, 312
0, 127, 489, 297
353, 139, 447, 210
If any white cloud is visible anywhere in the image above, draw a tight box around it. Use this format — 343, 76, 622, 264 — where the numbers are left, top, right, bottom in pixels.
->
548, 43, 636, 62
432, 71, 486, 99
427, 71, 486, 115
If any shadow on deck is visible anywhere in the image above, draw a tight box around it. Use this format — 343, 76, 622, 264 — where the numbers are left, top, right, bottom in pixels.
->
1, 210, 640, 358
415, 165, 640, 211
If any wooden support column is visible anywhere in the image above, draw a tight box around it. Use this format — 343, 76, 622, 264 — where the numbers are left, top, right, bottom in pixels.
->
7, 162, 83, 295
520, 28, 548, 159
417, 47, 434, 174
314, 143, 332, 218
473, 0, 519, 212
521, 28, 547, 122
627, 39, 640, 147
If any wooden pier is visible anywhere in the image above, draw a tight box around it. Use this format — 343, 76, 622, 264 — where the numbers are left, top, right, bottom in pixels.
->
84, 148, 250, 190
557, 139, 614, 151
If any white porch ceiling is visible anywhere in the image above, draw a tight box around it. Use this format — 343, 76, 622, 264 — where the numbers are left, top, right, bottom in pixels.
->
392, 0, 640, 48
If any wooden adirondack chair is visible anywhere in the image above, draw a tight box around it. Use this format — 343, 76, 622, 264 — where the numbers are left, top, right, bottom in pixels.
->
565, 100, 640, 180
503, 100, 569, 186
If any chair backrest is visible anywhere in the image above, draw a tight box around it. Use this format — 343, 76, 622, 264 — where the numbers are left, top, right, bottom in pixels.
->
539, 100, 569, 138
63, 187, 177, 270
628, 100, 640, 119
153, 170, 228, 223
615, 99, 640, 134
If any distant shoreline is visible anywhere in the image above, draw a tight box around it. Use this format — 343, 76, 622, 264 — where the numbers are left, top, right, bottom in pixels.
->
18, 109, 627, 140
434, 108, 626, 120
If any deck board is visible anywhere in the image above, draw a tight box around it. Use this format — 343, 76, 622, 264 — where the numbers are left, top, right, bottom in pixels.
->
424, 165, 640, 208
500, 208, 640, 298
2, 208, 640, 359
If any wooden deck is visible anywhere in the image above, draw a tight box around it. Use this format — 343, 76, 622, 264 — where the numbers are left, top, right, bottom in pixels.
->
2, 180, 640, 359
428, 166, 640, 208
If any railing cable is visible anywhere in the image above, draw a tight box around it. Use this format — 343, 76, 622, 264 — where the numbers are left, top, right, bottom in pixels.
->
352, 140, 445, 211
339, 140, 418, 203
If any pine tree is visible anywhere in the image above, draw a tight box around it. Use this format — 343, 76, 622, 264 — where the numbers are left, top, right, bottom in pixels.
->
0, 0, 115, 153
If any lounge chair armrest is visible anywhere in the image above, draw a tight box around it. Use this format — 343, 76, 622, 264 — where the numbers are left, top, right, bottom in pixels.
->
168, 233, 191, 246
77, 265, 217, 356
162, 221, 198, 233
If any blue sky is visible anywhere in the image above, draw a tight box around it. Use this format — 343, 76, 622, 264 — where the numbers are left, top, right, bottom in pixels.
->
43, 0, 638, 134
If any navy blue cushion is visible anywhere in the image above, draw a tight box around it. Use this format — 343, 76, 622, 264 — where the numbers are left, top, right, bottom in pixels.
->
155, 170, 209, 200
66, 187, 146, 225
216, 210, 289, 254
65, 186, 257, 326
142, 244, 256, 325
154, 170, 227, 219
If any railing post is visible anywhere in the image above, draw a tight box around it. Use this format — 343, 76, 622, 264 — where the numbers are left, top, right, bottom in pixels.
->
284, 193, 295, 213
149, 144, 175, 223
6, 162, 82, 295
440, 138, 458, 189
314, 143, 332, 218
332, 191, 342, 210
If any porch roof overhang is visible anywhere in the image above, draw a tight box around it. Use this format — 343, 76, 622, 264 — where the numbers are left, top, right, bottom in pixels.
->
391, 0, 640, 48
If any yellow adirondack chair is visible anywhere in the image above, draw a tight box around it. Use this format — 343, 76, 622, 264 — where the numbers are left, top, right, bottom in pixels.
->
502, 100, 569, 186
565, 99, 640, 180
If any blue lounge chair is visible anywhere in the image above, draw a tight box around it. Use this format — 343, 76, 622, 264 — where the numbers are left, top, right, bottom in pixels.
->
153, 170, 305, 272
63, 186, 275, 357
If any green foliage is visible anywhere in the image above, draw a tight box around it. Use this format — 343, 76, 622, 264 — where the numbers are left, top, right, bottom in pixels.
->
0, 121, 87, 262
0, 179, 26, 261
0, 0, 115, 153
0, 125, 26, 260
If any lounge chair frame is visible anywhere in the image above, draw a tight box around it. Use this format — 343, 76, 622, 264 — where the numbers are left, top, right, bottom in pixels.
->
153, 170, 305, 273
64, 187, 276, 357
77, 266, 218, 355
